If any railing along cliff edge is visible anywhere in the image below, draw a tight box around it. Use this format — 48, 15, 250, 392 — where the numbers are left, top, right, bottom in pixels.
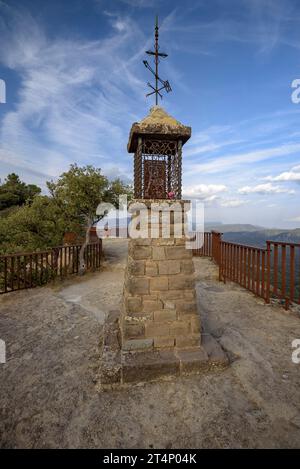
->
1, 233, 299, 309
194, 232, 300, 310
0, 241, 102, 294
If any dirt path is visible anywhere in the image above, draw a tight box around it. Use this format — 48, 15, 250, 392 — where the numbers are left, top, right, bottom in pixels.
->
0, 239, 300, 448
55, 240, 127, 323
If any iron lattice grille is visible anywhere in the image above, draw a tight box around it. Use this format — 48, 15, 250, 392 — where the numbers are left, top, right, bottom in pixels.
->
134, 138, 182, 199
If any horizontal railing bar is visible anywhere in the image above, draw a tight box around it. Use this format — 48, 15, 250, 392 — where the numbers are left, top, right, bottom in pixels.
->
220, 241, 267, 252
0, 241, 102, 259
267, 241, 300, 247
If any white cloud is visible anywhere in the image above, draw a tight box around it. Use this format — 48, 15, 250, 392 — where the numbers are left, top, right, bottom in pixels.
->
183, 184, 227, 201
264, 165, 300, 182
287, 216, 300, 222
220, 198, 248, 208
112, 19, 128, 32
238, 183, 295, 195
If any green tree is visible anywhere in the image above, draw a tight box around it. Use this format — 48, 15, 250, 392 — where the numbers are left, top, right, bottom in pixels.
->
0, 196, 67, 255
0, 165, 133, 262
104, 178, 133, 208
47, 164, 132, 274
0, 173, 41, 210
0, 192, 20, 211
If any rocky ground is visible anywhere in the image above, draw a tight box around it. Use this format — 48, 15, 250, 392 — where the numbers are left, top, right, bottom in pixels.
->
0, 239, 300, 448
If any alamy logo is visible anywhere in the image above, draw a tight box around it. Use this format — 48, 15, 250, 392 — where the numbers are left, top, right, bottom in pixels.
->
0, 339, 6, 364
291, 79, 300, 104
95, 195, 204, 249
292, 339, 300, 364
0, 79, 6, 104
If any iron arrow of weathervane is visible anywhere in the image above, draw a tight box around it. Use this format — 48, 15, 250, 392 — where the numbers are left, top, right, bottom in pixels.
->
143, 16, 172, 105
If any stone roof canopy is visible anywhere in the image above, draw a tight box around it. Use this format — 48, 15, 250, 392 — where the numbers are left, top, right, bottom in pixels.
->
127, 105, 191, 153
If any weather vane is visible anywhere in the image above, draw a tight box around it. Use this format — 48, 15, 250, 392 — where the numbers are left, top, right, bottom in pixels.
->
143, 16, 172, 105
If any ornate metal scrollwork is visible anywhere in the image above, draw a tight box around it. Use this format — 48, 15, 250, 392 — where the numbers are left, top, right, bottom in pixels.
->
134, 138, 182, 199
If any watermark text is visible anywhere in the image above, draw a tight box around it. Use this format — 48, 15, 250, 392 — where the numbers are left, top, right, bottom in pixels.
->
0, 339, 6, 364
0, 79, 6, 104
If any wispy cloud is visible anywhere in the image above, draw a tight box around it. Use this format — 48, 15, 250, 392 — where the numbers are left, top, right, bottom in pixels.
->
1, 0, 300, 228
184, 138, 243, 158
220, 198, 248, 208
119, 0, 160, 7
238, 182, 295, 195
162, 0, 300, 55
186, 142, 300, 175
0, 2, 147, 185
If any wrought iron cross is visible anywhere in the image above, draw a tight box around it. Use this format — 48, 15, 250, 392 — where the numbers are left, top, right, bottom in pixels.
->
143, 16, 172, 105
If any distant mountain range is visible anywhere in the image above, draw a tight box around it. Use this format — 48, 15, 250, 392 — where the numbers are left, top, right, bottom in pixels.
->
205, 224, 300, 248
205, 223, 264, 233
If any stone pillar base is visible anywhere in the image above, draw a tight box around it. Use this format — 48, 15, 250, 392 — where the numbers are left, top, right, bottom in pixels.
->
121, 199, 201, 353
99, 199, 228, 389
100, 310, 228, 389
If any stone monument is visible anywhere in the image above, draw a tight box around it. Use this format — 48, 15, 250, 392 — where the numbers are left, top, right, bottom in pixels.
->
100, 18, 228, 388
122, 105, 201, 353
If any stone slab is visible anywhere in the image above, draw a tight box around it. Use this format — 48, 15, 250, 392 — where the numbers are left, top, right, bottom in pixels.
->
176, 347, 209, 374
122, 350, 180, 384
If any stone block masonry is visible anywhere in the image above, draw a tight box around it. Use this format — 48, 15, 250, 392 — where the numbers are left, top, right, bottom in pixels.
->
121, 199, 202, 353
101, 311, 228, 387
100, 102, 229, 387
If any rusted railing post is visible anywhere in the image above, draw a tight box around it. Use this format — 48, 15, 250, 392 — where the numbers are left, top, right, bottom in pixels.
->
192, 232, 213, 257
219, 241, 224, 282
211, 231, 222, 266
265, 241, 300, 309
290, 245, 295, 305
266, 241, 271, 304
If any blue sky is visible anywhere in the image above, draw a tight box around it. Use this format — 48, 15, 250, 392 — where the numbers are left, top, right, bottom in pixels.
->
0, 0, 300, 229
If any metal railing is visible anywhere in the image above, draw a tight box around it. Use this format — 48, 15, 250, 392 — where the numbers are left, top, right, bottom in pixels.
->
192, 231, 222, 265
192, 232, 213, 257
0, 241, 102, 294
219, 241, 268, 301
193, 232, 300, 310
266, 241, 300, 308
2, 232, 299, 310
